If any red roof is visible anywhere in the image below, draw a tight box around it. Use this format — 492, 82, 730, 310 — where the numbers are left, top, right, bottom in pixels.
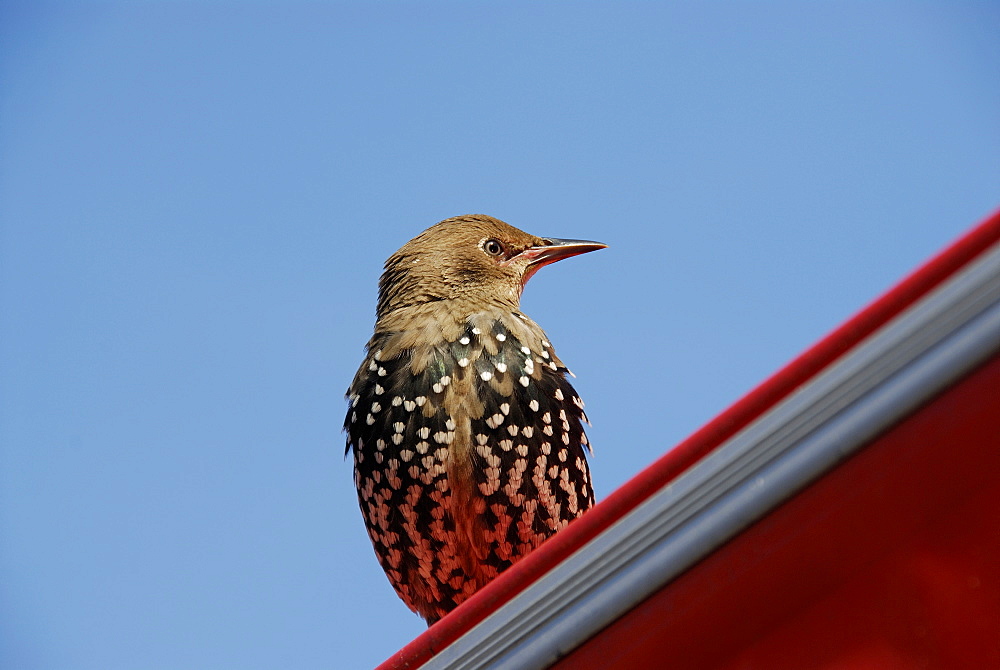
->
378, 207, 1000, 670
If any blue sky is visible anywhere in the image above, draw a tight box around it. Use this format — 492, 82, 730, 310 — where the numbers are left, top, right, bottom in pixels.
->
1, 2, 998, 668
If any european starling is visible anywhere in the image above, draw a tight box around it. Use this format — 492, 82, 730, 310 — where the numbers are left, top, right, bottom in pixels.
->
345, 214, 605, 624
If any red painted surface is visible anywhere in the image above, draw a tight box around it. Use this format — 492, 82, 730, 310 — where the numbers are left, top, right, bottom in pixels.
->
376, 208, 1000, 670
555, 351, 1000, 670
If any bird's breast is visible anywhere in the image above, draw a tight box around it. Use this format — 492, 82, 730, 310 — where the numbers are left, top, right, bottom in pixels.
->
346, 310, 595, 597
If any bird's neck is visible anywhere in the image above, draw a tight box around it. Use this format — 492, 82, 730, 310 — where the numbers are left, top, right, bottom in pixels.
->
373, 300, 474, 341
370, 303, 551, 366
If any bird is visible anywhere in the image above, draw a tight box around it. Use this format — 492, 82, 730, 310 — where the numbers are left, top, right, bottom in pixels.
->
345, 214, 605, 624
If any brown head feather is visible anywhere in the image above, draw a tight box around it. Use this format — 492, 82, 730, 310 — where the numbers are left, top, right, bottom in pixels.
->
375, 214, 546, 324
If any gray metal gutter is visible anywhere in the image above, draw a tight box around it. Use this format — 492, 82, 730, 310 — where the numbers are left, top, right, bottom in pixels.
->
427, 239, 1000, 670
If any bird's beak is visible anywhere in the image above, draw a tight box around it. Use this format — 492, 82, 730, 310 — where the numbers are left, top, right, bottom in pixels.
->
514, 237, 607, 284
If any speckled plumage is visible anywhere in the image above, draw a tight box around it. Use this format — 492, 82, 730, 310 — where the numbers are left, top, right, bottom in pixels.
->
345, 214, 604, 624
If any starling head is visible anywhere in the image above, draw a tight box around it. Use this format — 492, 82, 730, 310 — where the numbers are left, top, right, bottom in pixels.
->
376, 214, 606, 322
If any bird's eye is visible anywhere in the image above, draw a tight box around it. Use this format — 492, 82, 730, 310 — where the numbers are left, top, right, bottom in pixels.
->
483, 239, 504, 257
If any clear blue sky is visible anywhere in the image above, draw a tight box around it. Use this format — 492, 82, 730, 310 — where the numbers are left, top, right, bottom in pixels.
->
1, 3, 998, 668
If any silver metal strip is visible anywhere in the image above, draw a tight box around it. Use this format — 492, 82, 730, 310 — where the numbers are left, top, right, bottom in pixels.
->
428, 240, 1000, 670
